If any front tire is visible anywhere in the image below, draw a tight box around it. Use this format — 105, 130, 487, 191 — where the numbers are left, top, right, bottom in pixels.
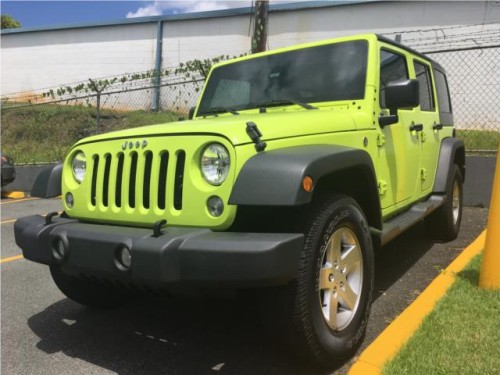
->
264, 194, 374, 367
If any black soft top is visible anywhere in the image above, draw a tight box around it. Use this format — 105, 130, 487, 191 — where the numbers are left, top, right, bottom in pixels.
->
377, 35, 447, 74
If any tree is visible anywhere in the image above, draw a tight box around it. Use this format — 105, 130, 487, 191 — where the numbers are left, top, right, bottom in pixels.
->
1, 15, 21, 29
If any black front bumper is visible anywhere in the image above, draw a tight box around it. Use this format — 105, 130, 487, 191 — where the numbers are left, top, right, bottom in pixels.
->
14, 215, 304, 288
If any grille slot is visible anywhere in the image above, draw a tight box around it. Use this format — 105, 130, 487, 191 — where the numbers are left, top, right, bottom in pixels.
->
91, 155, 99, 206
174, 151, 186, 211
143, 151, 153, 209
102, 154, 111, 207
115, 153, 124, 207
129, 152, 138, 208
158, 152, 169, 210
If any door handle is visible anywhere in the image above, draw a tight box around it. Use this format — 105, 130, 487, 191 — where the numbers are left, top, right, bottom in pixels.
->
433, 123, 443, 130
410, 122, 423, 132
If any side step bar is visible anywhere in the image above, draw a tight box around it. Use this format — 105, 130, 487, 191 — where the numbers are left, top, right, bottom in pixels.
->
372, 195, 445, 247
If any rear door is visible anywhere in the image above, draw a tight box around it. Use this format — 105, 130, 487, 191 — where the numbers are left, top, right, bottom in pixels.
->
410, 58, 441, 192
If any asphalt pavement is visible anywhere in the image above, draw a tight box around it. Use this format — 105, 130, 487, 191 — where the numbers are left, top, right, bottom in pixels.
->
0, 197, 488, 375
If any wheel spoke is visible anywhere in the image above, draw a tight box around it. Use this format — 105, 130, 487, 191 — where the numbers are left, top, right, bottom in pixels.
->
328, 291, 339, 328
341, 244, 360, 272
319, 267, 332, 289
339, 282, 358, 310
327, 230, 342, 264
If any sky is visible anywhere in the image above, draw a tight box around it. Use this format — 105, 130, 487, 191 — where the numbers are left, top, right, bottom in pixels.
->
0, 0, 283, 29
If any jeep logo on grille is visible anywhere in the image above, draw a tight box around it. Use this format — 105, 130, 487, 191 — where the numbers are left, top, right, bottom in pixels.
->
122, 140, 148, 150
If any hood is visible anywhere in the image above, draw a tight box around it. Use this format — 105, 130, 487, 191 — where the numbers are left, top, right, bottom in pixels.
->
75, 107, 359, 147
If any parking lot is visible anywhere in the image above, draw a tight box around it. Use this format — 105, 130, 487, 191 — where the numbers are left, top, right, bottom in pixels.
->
1, 197, 488, 375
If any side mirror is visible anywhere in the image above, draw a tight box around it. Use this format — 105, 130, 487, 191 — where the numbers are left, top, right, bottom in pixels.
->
385, 79, 419, 115
188, 107, 196, 120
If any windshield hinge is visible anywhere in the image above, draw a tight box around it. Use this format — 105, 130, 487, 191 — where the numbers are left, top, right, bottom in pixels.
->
377, 133, 386, 147
246, 122, 267, 152
378, 180, 388, 196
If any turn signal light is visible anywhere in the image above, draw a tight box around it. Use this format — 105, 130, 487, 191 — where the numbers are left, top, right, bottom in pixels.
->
302, 176, 314, 192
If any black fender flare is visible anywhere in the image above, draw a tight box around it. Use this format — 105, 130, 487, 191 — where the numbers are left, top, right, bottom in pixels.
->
228, 145, 381, 228
432, 138, 465, 193
31, 163, 62, 198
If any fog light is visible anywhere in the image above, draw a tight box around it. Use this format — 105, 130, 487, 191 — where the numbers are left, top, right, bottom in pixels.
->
65, 192, 74, 208
52, 238, 67, 261
207, 196, 224, 217
115, 246, 132, 271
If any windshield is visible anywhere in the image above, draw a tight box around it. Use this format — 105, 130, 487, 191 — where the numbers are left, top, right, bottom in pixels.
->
197, 40, 368, 116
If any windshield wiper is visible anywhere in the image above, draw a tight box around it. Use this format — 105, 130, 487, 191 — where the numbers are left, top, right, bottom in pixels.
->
201, 106, 239, 116
255, 99, 317, 111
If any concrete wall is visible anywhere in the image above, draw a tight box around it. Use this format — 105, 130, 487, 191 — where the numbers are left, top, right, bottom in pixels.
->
1, 23, 157, 95
463, 155, 498, 208
2, 1, 500, 96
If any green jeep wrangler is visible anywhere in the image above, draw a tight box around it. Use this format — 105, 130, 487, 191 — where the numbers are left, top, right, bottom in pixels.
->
15, 34, 464, 366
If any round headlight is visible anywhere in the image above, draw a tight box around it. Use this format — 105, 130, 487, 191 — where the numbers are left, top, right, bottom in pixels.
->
201, 144, 230, 185
72, 151, 86, 183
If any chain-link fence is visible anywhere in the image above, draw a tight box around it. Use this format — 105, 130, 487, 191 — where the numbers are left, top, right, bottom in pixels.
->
1, 72, 205, 163
425, 46, 499, 152
2, 28, 499, 163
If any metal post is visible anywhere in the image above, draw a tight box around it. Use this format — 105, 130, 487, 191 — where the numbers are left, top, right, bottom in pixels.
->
251, 0, 269, 53
96, 92, 101, 134
152, 20, 163, 112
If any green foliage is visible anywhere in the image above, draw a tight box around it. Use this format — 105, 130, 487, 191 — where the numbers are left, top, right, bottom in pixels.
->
40, 54, 246, 102
1, 104, 179, 163
1, 15, 21, 29
456, 129, 500, 152
383, 255, 500, 375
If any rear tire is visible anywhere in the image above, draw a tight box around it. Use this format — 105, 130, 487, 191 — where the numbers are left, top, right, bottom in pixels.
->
426, 164, 463, 242
262, 194, 374, 367
50, 266, 130, 309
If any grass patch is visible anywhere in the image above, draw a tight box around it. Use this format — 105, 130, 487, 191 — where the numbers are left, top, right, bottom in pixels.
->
456, 129, 500, 152
1, 104, 180, 163
383, 254, 500, 375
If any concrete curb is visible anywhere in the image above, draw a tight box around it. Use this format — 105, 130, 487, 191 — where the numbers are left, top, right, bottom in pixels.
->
1, 191, 28, 199
348, 230, 487, 375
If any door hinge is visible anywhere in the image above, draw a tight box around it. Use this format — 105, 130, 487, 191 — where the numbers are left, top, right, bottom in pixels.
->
421, 168, 427, 181
377, 133, 386, 147
378, 180, 388, 196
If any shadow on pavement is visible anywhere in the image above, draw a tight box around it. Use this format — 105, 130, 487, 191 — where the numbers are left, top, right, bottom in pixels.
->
26, 219, 473, 375
28, 295, 326, 375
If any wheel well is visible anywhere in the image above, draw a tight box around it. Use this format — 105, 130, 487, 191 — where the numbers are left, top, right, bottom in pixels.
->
229, 167, 382, 233
454, 145, 466, 181
313, 167, 382, 230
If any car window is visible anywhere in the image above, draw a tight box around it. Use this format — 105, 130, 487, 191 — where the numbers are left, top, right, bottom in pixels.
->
380, 49, 408, 109
198, 40, 368, 115
414, 61, 435, 112
434, 69, 452, 113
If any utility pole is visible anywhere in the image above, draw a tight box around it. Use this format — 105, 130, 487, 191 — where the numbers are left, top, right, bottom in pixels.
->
251, 0, 269, 53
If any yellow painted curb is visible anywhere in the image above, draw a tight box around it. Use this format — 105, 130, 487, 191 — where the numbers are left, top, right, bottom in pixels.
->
349, 230, 487, 375
1, 191, 27, 199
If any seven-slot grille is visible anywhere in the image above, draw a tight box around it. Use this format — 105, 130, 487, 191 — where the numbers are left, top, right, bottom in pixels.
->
89, 150, 186, 211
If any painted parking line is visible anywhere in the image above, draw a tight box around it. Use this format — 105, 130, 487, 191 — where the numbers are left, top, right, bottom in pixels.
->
0, 255, 24, 264
0, 197, 39, 205
348, 230, 487, 375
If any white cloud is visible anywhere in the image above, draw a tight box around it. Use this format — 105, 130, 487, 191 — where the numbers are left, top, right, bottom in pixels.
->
126, 1, 303, 18
127, 1, 249, 18
126, 2, 163, 18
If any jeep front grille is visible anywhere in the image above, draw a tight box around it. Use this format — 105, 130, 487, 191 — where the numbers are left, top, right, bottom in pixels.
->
88, 150, 186, 211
